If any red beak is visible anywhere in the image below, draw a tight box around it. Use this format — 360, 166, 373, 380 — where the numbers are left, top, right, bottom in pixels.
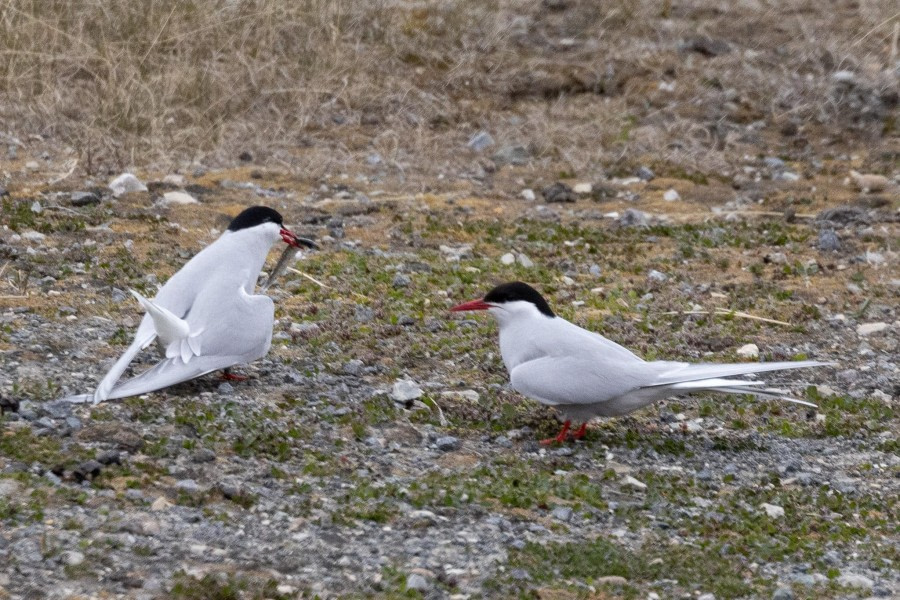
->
450, 299, 492, 312
280, 228, 318, 249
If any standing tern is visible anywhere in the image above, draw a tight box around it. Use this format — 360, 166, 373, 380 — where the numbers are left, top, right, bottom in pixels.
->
451, 281, 831, 444
75, 206, 316, 404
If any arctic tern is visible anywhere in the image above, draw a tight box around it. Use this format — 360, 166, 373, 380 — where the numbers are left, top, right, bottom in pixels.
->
70, 206, 316, 404
451, 281, 830, 444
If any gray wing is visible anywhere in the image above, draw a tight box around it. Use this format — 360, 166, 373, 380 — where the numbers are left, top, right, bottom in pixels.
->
509, 356, 655, 406
103, 291, 274, 401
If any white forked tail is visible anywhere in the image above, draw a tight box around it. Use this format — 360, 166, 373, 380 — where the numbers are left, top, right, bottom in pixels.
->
652, 360, 831, 408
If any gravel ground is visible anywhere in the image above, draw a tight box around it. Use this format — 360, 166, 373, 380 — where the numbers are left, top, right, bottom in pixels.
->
0, 161, 897, 600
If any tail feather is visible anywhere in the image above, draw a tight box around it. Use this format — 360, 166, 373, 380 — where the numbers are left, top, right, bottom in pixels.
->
653, 360, 831, 387
708, 386, 818, 408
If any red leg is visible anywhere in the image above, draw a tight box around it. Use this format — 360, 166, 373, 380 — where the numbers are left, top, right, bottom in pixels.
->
540, 420, 571, 445
221, 369, 247, 382
572, 422, 588, 440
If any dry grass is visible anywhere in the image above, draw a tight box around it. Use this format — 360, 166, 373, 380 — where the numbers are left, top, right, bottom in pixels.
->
0, 0, 897, 179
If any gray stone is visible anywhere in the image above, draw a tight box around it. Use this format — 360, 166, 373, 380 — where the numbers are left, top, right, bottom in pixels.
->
492, 145, 530, 166
618, 208, 649, 227
406, 573, 430, 592
61, 550, 85, 567
550, 506, 573, 522
175, 479, 202, 495
190, 448, 216, 463
467, 131, 495, 152
436, 436, 461, 452
343, 359, 364, 376
648, 269, 669, 283
818, 230, 840, 251
73, 460, 103, 481
636, 166, 655, 180
70, 191, 101, 206
391, 380, 423, 403
392, 273, 411, 288
542, 182, 577, 203
836, 573, 874, 590
772, 587, 793, 600
355, 306, 375, 322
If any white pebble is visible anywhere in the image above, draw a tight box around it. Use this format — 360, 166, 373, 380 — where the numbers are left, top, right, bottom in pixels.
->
736, 343, 759, 358
663, 189, 680, 201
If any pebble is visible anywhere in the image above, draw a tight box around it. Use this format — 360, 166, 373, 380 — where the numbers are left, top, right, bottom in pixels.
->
849, 170, 889, 193
392, 273, 411, 288
663, 189, 680, 201
647, 269, 668, 283
520, 188, 536, 201
698, 594, 716, 600
761, 503, 785, 519
109, 173, 148, 197
832, 70, 855, 84
550, 506, 573, 522
343, 359, 364, 376
467, 131, 494, 152
70, 191, 101, 206
73, 459, 103, 481
623, 475, 647, 490
542, 182, 577, 203
517, 253, 534, 268
391, 380, 423, 403
772, 586, 793, 600
573, 182, 592, 194
856, 323, 888, 336
435, 436, 461, 452
161, 191, 198, 205
818, 230, 840, 251
595, 575, 627, 586
736, 343, 759, 358
175, 479, 202, 495
61, 550, 85, 567
636, 166, 655, 180
406, 573, 430, 592
492, 145, 529, 165
618, 208, 649, 227
836, 573, 874, 590
500, 252, 515, 265
217, 382, 234, 394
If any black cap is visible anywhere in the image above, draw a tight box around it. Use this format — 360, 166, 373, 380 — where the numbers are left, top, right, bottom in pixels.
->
227, 206, 284, 232
484, 281, 555, 317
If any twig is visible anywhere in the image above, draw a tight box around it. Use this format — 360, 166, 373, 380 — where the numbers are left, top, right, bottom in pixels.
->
0, 295, 29, 299
662, 308, 792, 327
47, 159, 78, 185
285, 267, 370, 301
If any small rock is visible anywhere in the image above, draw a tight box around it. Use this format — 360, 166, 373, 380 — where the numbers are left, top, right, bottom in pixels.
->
761, 503, 785, 519
542, 182, 577, 203
636, 166, 655, 181
217, 382, 234, 394
772, 586, 793, 600
392, 273, 411, 288
238, 151, 253, 162
623, 475, 647, 490
736, 343, 759, 358
663, 189, 680, 201
61, 550, 84, 567
550, 506, 573, 522
521, 189, 536, 201
681, 36, 730, 56
162, 174, 186, 186
391, 380, 423, 403
595, 576, 627, 586
435, 436, 461, 452
500, 252, 516, 265
764, 157, 786, 170
354, 306, 375, 323
776, 171, 800, 182
190, 448, 216, 463
96, 451, 121, 466
406, 573, 430, 592
697, 594, 717, 600
161, 191, 198, 205
70, 191, 101, 206
73, 460, 103, 482
517, 253, 534, 268
21, 230, 46, 243
618, 208, 649, 227
836, 573, 874, 590
817, 230, 840, 252
109, 173, 148, 197
849, 170, 889, 193
831, 70, 855, 84
175, 479, 202, 495
647, 269, 668, 283
343, 359, 364, 376
467, 131, 495, 152
573, 182, 592, 194
857, 322, 888, 336
25, 160, 40, 170
492, 145, 530, 165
